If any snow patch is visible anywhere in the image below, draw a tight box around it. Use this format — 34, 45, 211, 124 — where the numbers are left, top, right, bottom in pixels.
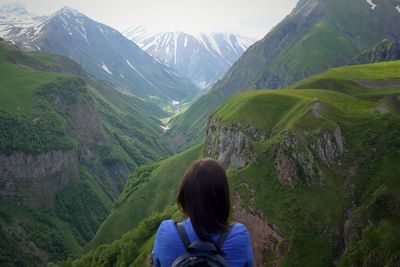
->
126, 59, 159, 90
396, 6, 400, 13
366, 0, 377, 10
172, 100, 180, 105
173, 32, 178, 64
160, 125, 170, 132
126, 60, 135, 70
101, 63, 113, 75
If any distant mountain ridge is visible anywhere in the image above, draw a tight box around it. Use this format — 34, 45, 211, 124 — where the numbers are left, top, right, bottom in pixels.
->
0, 3, 47, 37
124, 26, 256, 88
168, 0, 400, 150
0, 4, 199, 108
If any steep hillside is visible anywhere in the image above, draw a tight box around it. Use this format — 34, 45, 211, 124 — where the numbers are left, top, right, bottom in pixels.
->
289, 60, 400, 97
211, 0, 400, 93
205, 89, 400, 266
124, 26, 256, 88
89, 144, 203, 248
68, 61, 400, 267
353, 39, 400, 64
168, 0, 400, 150
1, 5, 199, 108
0, 41, 171, 265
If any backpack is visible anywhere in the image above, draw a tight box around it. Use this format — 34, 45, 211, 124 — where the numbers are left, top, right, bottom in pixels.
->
171, 222, 232, 267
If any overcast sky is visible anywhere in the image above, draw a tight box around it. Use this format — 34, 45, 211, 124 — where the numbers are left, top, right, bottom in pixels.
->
1, 0, 298, 38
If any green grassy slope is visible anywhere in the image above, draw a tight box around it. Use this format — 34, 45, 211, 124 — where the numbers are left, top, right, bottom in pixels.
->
0, 41, 171, 265
53, 208, 183, 267
289, 61, 400, 93
216, 88, 399, 266
89, 144, 203, 248
70, 60, 400, 266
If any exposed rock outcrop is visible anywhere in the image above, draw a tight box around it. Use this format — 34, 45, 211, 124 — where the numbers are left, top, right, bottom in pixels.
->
374, 95, 400, 114
233, 194, 288, 267
353, 79, 400, 89
275, 127, 344, 187
353, 39, 400, 65
312, 127, 344, 166
40, 78, 109, 145
204, 117, 266, 169
0, 150, 79, 207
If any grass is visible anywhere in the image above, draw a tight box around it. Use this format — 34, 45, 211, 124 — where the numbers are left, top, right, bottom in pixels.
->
88, 144, 203, 248
0, 40, 174, 266
27, 51, 61, 67
275, 20, 359, 77
289, 61, 400, 96
0, 201, 82, 262
82, 60, 400, 266
0, 63, 69, 115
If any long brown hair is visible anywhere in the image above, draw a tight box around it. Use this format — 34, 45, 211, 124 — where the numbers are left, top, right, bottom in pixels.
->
177, 158, 230, 241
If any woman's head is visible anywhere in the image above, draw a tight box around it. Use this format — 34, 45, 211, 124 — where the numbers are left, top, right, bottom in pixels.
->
178, 158, 230, 240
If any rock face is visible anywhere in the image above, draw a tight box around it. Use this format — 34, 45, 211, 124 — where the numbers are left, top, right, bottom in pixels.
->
41, 78, 109, 145
0, 150, 79, 207
313, 127, 344, 166
354, 39, 400, 65
204, 117, 266, 169
275, 127, 344, 187
233, 194, 288, 267
204, 116, 344, 186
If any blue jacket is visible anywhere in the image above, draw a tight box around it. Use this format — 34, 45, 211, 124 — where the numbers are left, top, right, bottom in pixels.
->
152, 218, 254, 267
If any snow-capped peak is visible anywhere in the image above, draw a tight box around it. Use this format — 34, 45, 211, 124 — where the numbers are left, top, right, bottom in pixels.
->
124, 26, 257, 88
55, 6, 83, 18
0, 3, 47, 38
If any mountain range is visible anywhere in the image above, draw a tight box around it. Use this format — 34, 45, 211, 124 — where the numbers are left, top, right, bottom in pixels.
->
168, 0, 400, 151
0, 5, 199, 108
124, 26, 256, 88
1, 0, 400, 266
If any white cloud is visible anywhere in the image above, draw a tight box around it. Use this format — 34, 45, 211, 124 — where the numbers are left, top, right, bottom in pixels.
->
1, 0, 298, 38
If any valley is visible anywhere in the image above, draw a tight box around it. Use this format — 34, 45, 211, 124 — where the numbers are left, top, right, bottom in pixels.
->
1, 0, 400, 266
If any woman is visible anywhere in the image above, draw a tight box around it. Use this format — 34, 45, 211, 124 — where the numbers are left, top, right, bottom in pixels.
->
152, 158, 254, 267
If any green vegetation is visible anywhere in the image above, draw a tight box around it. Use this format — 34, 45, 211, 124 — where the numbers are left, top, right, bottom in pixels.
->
53, 208, 182, 267
289, 61, 400, 94
78, 60, 399, 266
0, 63, 69, 115
27, 51, 62, 67
0, 42, 172, 265
89, 144, 203, 248
0, 200, 81, 264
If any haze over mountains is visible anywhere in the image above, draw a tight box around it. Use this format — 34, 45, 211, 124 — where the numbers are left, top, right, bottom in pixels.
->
124, 26, 256, 88
1, 4, 199, 108
1, 0, 400, 266
168, 0, 400, 150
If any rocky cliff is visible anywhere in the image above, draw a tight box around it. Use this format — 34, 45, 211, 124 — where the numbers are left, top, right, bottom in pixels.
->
0, 150, 78, 208
204, 117, 266, 168
204, 108, 346, 265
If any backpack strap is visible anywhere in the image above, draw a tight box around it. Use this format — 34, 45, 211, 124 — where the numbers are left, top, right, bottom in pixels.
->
215, 224, 234, 251
175, 221, 191, 250
175, 221, 235, 252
